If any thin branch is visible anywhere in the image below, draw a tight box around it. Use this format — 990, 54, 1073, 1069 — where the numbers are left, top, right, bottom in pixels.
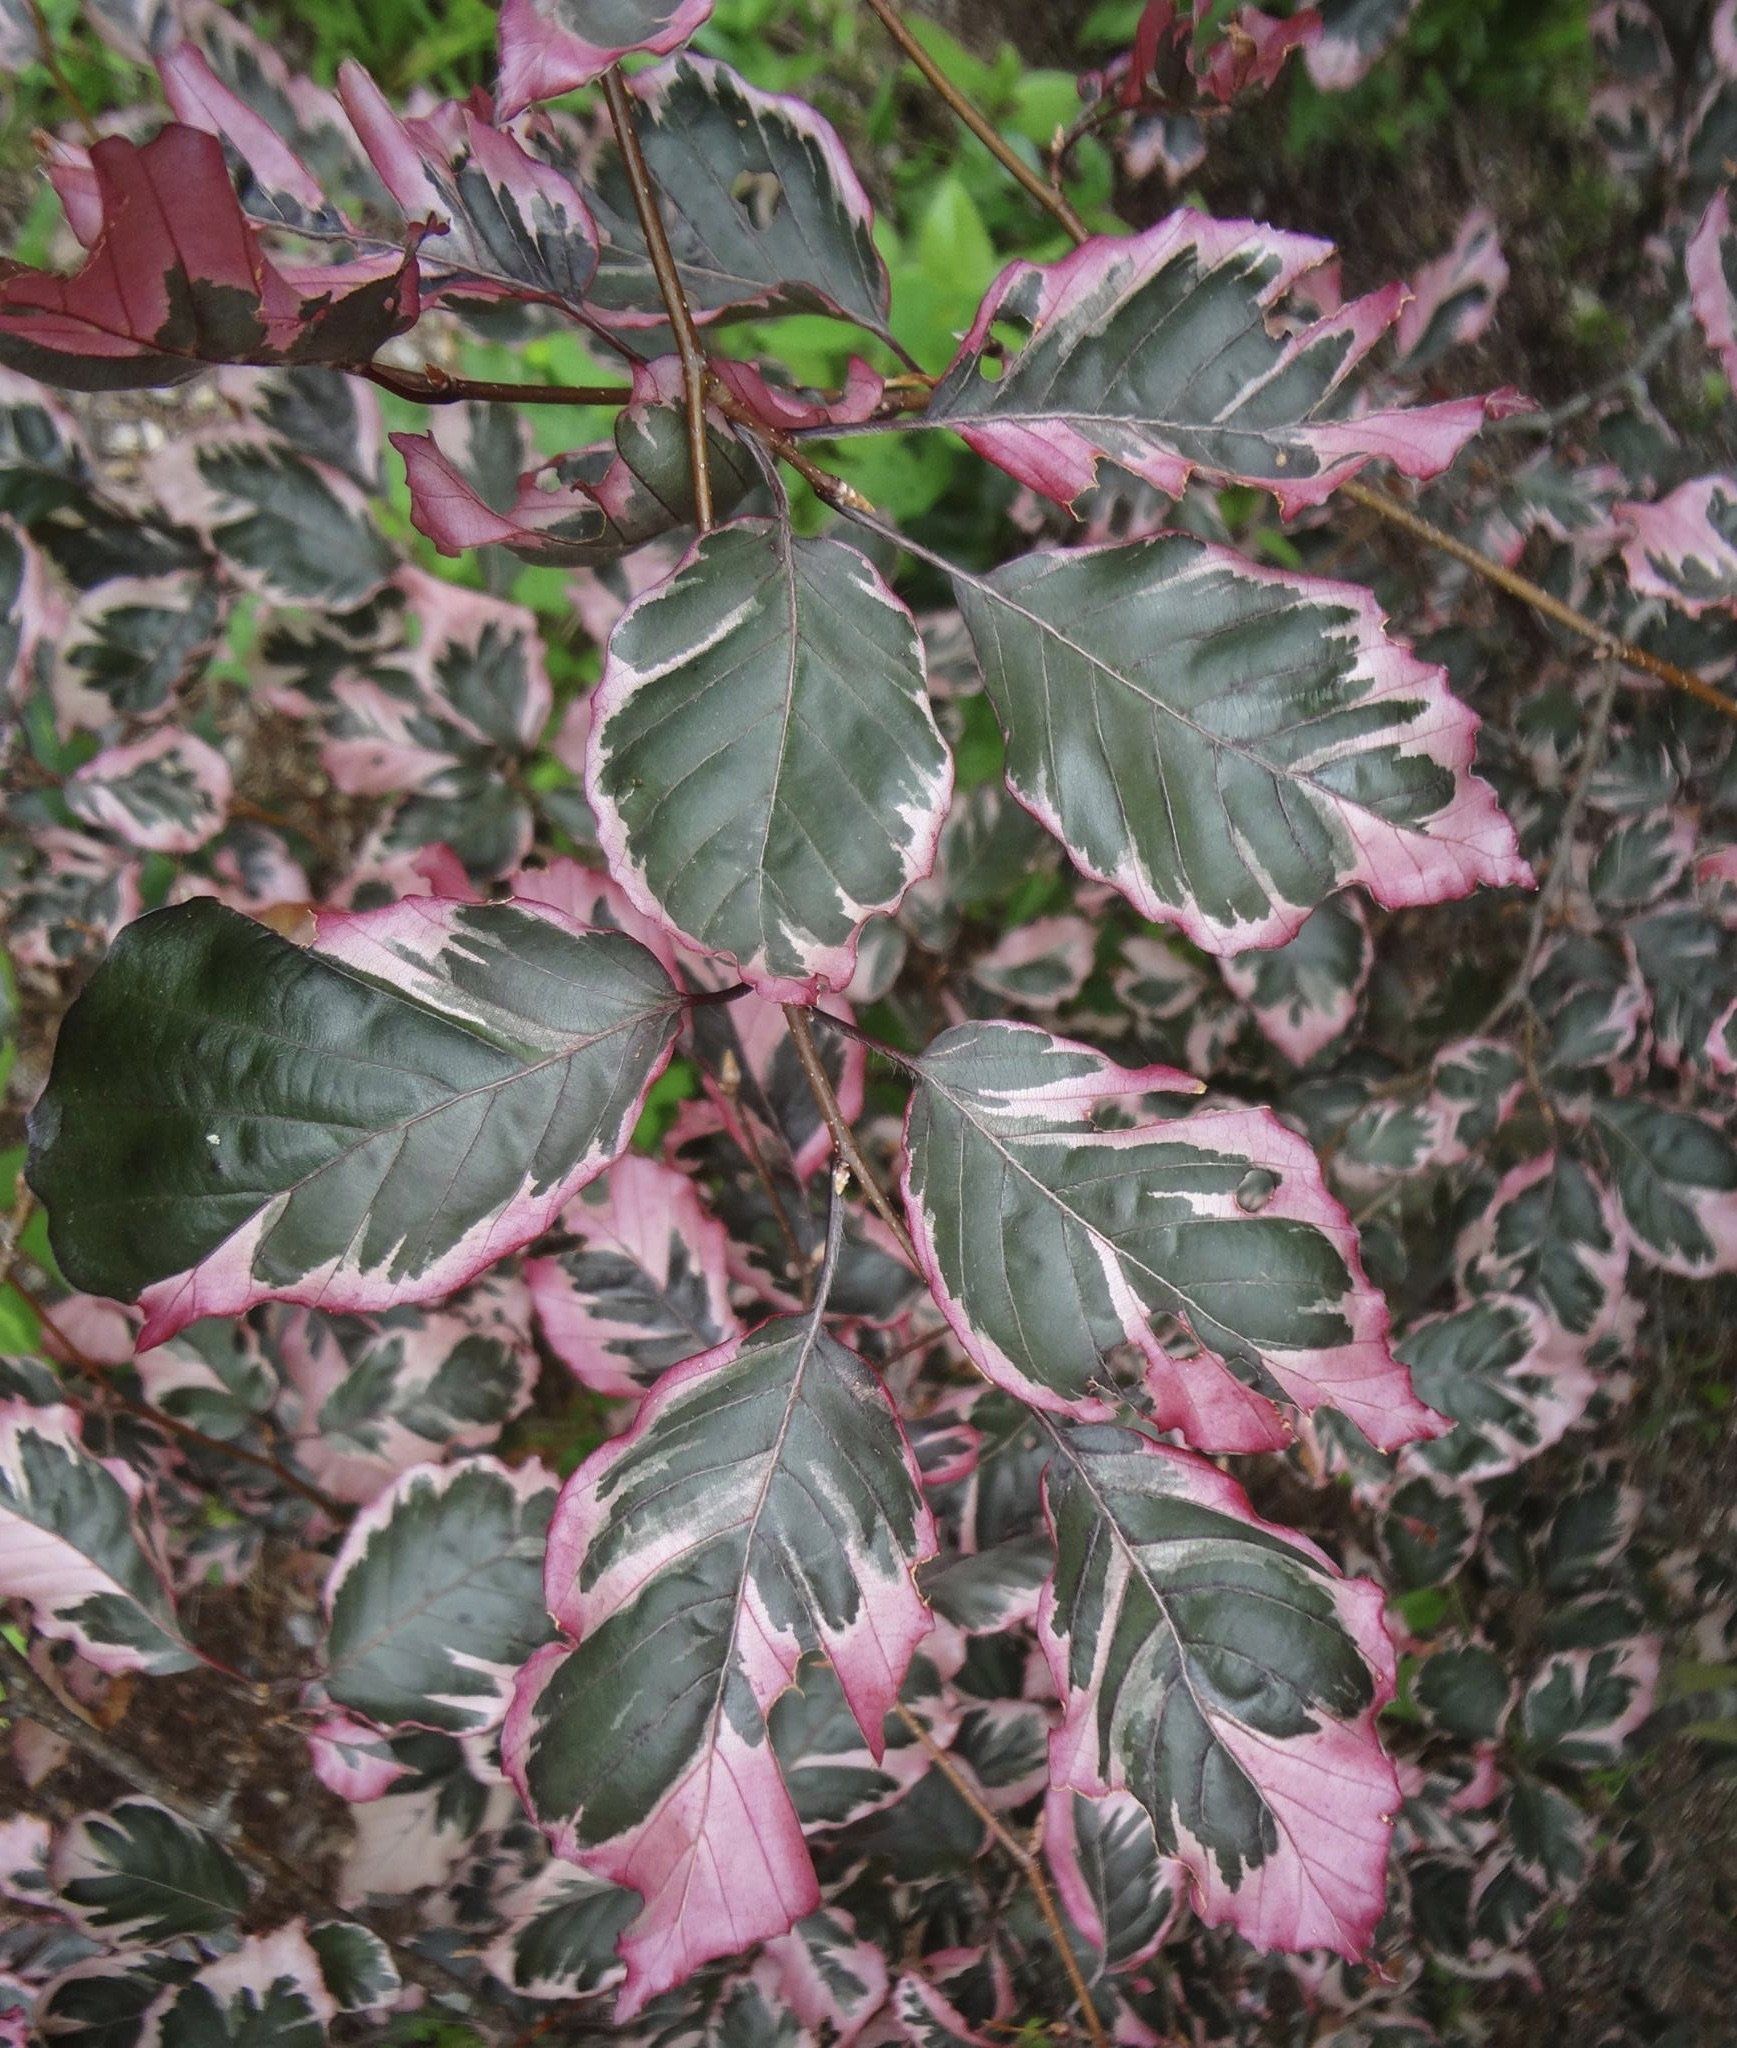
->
781, 1004, 920, 1268
602, 66, 714, 531
0, 1638, 500, 2038
714, 1046, 811, 1293
893, 1703, 1109, 2048
0, 1185, 35, 1294
16, 1281, 344, 1518
861, 0, 1089, 243
709, 386, 876, 512
1482, 658, 1623, 1032
1342, 479, 1737, 726
354, 361, 631, 408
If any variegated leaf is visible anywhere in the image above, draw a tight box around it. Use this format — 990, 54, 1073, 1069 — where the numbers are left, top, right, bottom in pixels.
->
63, 730, 232, 855
1690, 187, 1737, 398
969, 915, 1095, 1012
54, 570, 227, 730
0, 1400, 197, 1674
482, 1856, 635, 2001
924, 212, 1500, 516
496, 0, 713, 115
1457, 1151, 1629, 1341
0, 127, 416, 391
525, 1156, 741, 1400
588, 520, 952, 999
1592, 1097, 1737, 1276
950, 536, 1528, 954
757, 1908, 889, 2046
275, 1281, 537, 1505
1220, 894, 1373, 1064
338, 63, 598, 307
1520, 1639, 1660, 1767
51, 1800, 247, 1946
1307, 0, 1421, 89
505, 1276, 936, 2017
578, 56, 889, 332
1617, 474, 1737, 616
304, 1922, 399, 2015
2, 516, 51, 709
1398, 1297, 1596, 1483
147, 429, 395, 609
324, 1457, 557, 1735
1394, 208, 1508, 370
136, 1925, 337, 2048
29, 897, 682, 1341
1045, 1784, 1183, 1974
1039, 1421, 1400, 1959
901, 1021, 1440, 1452
36, 1953, 198, 2048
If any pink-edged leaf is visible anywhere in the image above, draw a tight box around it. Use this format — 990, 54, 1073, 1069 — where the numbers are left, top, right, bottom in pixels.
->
156, 42, 344, 235
1395, 207, 1508, 370
1045, 1782, 1184, 1974
54, 568, 229, 733
504, 1290, 936, 2019
950, 536, 1530, 956
1457, 1151, 1630, 1342
1221, 893, 1373, 1065
969, 916, 1096, 1012
307, 1712, 412, 1802
587, 519, 953, 1000
891, 1973, 996, 2046
1333, 1036, 1525, 1190
337, 62, 598, 307
274, 1276, 538, 1504
1306, 0, 1420, 89
2, 516, 53, 710
0, 126, 419, 392
0, 1813, 51, 1912
137, 1923, 339, 2046
63, 729, 232, 855
50, 1798, 248, 1945
481, 1854, 635, 2002
925, 211, 1509, 517
496, 0, 714, 117
324, 1455, 557, 1735
902, 1020, 1442, 1454
1520, 1637, 1660, 1766
1039, 1420, 1401, 1961
394, 359, 756, 567
28, 897, 684, 1342
524, 1154, 741, 1400
920, 1534, 1052, 1635
1617, 474, 1737, 616
0, 1400, 198, 1675
147, 425, 395, 609
1398, 1296, 1598, 1484
576, 55, 890, 334
1591, 1096, 1737, 1277
707, 355, 885, 434
6, 826, 143, 973
757, 1907, 889, 2047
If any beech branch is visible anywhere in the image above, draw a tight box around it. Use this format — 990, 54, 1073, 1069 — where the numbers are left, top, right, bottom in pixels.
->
782, 1004, 920, 1269
893, 1702, 1110, 2048
355, 361, 631, 408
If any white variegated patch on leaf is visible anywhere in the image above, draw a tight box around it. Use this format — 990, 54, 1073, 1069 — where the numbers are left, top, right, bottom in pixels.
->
1457, 1152, 1630, 1341
505, 1279, 936, 2018
135, 1923, 338, 2048
323, 1456, 557, 1735
1592, 1097, 1737, 1276
588, 520, 952, 999
1045, 1783, 1184, 1975
63, 730, 232, 856
925, 211, 1503, 516
525, 1156, 741, 1400
951, 536, 1529, 954
757, 1907, 889, 2046
1307, 0, 1422, 89
0, 1400, 197, 1674
1617, 474, 1737, 616
1039, 1422, 1401, 1960
901, 1021, 1441, 1452
54, 569, 228, 732
1398, 1297, 1597, 1483
968, 916, 1095, 1012
28, 897, 683, 1342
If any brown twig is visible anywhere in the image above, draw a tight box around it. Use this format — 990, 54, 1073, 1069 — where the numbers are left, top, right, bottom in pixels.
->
714, 1047, 812, 1293
893, 1703, 1109, 2048
602, 67, 714, 532
782, 1004, 920, 1268
0, 1185, 35, 1294
15, 1280, 344, 1518
28, 0, 98, 143
354, 361, 631, 408
0, 1637, 499, 2037
1343, 480, 1737, 725
861, 0, 1089, 243
708, 385, 876, 511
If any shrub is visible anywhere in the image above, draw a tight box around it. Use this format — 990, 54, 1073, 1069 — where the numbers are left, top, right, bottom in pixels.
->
0, 1, 1733, 2043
